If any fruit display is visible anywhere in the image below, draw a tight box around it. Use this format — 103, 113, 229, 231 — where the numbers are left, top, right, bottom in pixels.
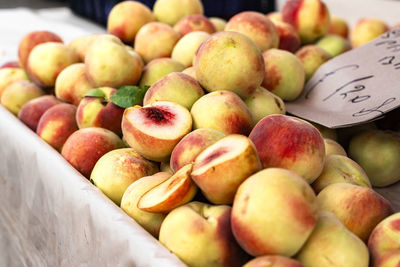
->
1, 0, 400, 266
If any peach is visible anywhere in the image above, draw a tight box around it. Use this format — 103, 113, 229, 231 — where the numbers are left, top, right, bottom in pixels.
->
249, 114, 325, 183
181, 66, 196, 79
273, 21, 301, 53
27, 42, 80, 87
368, 212, 400, 264
328, 16, 349, 38
374, 250, 400, 267
1, 81, 45, 115
282, 0, 331, 44
36, 103, 78, 152
121, 172, 171, 237
194, 31, 265, 98
209, 17, 227, 31
153, 0, 204, 26
76, 87, 124, 136
18, 95, 61, 131
244, 255, 305, 267
18, 30, 63, 68
317, 183, 393, 242
173, 15, 216, 36
0, 61, 20, 69
134, 22, 180, 63
122, 101, 192, 162
266, 12, 283, 24
170, 128, 225, 173
225, 11, 279, 52
67, 34, 99, 61
143, 72, 204, 109
0, 68, 29, 98
159, 201, 248, 267
90, 148, 158, 205
244, 87, 286, 127
348, 130, 400, 187
312, 154, 371, 193
191, 134, 261, 204
61, 127, 125, 178
324, 138, 346, 156
171, 31, 210, 67
107, 1, 155, 43
191, 90, 253, 135
350, 18, 389, 48
231, 168, 318, 256
261, 48, 305, 101
296, 211, 369, 267
295, 45, 331, 81
316, 34, 351, 57
55, 63, 93, 106
337, 122, 376, 149
139, 58, 185, 87
85, 35, 142, 88
138, 163, 197, 212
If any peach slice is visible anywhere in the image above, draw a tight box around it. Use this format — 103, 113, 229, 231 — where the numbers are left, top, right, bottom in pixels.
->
122, 101, 192, 162
138, 163, 197, 213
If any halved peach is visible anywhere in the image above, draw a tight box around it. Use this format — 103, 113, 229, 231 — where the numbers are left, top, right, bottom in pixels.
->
137, 163, 197, 213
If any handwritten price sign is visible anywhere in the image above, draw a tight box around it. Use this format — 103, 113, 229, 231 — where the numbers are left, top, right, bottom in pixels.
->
286, 27, 400, 128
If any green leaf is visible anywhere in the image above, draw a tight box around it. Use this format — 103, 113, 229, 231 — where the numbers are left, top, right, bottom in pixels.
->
85, 88, 105, 98
110, 85, 150, 108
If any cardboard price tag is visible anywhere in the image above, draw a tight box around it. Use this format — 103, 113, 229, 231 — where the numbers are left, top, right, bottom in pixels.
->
286, 27, 400, 128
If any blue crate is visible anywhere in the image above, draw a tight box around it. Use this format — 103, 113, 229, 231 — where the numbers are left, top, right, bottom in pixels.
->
69, 0, 276, 26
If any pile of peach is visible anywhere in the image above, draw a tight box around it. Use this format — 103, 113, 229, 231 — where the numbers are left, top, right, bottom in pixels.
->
1, 0, 400, 266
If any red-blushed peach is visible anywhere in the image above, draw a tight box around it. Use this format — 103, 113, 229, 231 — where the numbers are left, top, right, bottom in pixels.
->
134, 22, 180, 63
282, 0, 331, 44
67, 34, 99, 61
138, 163, 197, 212
266, 12, 283, 24
225, 11, 279, 52
170, 128, 225, 173
209, 17, 227, 31
373, 250, 400, 267
273, 20, 301, 53
191, 134, 262, 204
55, 63, 93, 106
153, 0, 204, 26
61, 127, 125, 178
90, 148, 158, 205
231, 168, 318, 256
194, 31, 265, 99
324, 138, 346, 156
36, 103, 78, 152
191, 90, 253, 135
295, 45, 331, 81
348, 130, 400, 187
317, 183, 393, 242
244, 255, 305, 267
312, 154, 371, 194
173, 15, 216, 36
18, 30, 63, 68
328, 15, 349, 38
181, 66, 196, 79
316, 34, 351, 57
0, 68, 29, 98
85, 35, 142, 88
244, 86, 286, 127
18, 95, 61, 131
249, 114, 325, 183
261, 48, 305, 101
26, 42, 80, 87
122, 101, 192, 162
368, 213, 400, 265
0, 61, 20, 69
171, 31, 210, 67
107, 1, 155, 43
296, 211, 369, 267
121, 172, 172, 237
350, 18, 389, 48
139, 58, 185, 87
159, 201, 248, 267
1, 81, 45, 115
76, 87, 124, 136
143, 72, 204, 109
